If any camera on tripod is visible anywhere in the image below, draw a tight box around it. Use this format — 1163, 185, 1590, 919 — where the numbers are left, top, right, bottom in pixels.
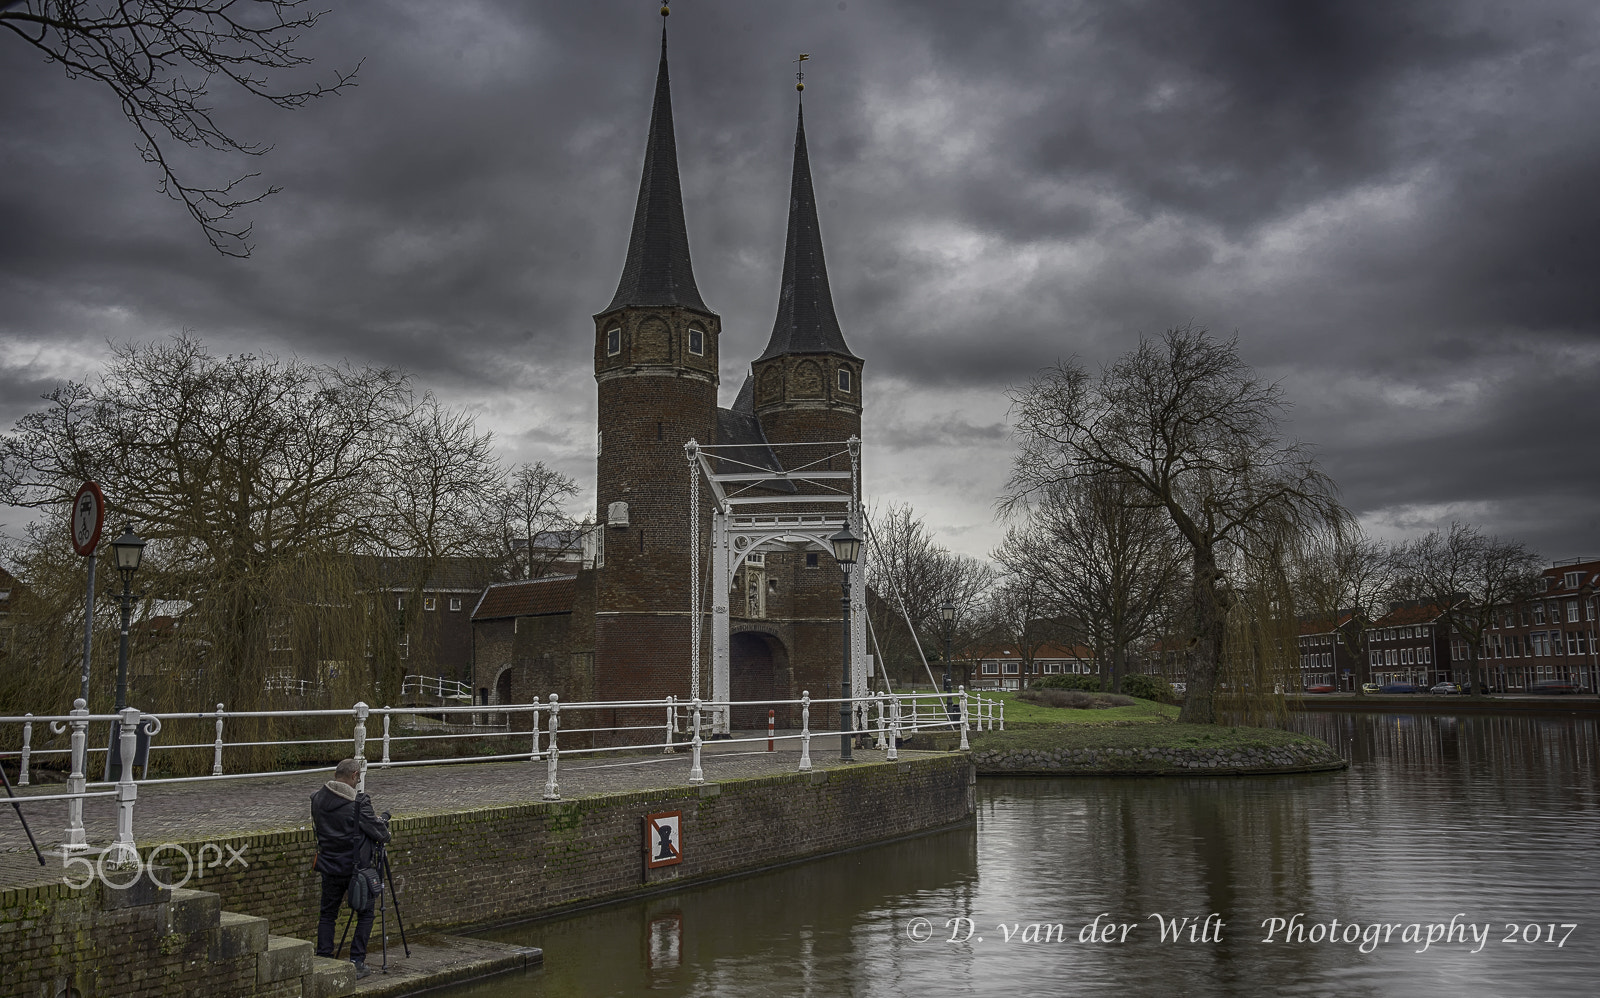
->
337, 812, 409, 972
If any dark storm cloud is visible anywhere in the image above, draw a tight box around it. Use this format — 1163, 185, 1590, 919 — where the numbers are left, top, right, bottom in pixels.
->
2, 0, 1598, 558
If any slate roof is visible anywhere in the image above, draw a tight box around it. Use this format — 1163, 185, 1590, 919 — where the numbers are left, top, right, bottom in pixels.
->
472, 575, 578, 621
1372, 602, 1455, 627
757, 104, 858, 362
713, 375, 795, 493
603, 27, 711, 316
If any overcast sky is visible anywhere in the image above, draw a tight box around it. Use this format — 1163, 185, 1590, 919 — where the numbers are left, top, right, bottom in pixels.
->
3, 0, 1598, 563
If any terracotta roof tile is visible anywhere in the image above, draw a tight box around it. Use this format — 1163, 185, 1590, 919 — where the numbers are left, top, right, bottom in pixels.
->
472, 576, 578, 620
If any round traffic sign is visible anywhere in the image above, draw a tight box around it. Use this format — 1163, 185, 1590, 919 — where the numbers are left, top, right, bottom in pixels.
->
71, 481, 105, 556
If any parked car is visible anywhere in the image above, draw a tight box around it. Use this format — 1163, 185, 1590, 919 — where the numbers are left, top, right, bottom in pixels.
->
1304, 684, 1336, 694
1430, 682, 1463, 695
1378, 683, 1426, 694
1526, 679, 1581, 695
1360, 682, 1381, 695
1170, 682, 1187, 696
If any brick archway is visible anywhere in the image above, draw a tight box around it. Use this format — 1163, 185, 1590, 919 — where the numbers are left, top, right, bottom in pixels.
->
730, 631, 790, 729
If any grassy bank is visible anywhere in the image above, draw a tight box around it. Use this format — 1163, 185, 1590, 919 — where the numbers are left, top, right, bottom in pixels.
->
973, 722, 1321, 752
979, 691, 1180, 727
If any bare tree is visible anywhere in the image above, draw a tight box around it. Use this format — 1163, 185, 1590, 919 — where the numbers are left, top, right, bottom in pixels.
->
500, 462, 581, 580
863, 503, 994, 685
995, 473, 1185, 693
1006, 326, 1348, 723
1293, 527, 1398, 672
1395, 521, 1542, 698
0, 334, 503, 712
1, 0, 357, 256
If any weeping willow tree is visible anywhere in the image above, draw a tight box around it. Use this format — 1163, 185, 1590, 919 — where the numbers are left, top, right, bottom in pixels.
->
1215, 531, 1305, 726
1007, 326, 1349, 724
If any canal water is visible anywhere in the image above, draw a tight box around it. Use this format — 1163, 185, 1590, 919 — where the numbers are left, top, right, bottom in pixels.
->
438, 711, 1598, 997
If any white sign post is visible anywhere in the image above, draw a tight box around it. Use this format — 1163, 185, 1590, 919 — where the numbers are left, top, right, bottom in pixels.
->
70, 482, 105, 706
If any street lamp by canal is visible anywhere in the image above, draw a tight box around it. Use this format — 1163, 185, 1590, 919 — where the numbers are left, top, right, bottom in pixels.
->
110, 525, 146, 711
939, 602, 956, 692
830, 524, 862, 763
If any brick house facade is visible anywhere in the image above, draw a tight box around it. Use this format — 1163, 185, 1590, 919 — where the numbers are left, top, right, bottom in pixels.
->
472, 26, 864, 726
1469, 559, 1600, 693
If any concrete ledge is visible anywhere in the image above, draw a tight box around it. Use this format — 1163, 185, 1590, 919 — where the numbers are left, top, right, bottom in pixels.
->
259, 934, 314, 984
215, 910, 271, 961
347, 934, 543, 997
166, 887, 222, 935
310, 954, 357, 998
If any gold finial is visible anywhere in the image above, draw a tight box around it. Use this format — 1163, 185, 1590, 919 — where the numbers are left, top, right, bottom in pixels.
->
795, 53, 809, 92
661, 4, 670, 16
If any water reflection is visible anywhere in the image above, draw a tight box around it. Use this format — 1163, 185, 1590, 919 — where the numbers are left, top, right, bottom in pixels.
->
445, 712, 1597, 997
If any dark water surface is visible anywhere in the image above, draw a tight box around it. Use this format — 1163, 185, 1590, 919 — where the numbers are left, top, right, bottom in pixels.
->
437, 712, 1598, 997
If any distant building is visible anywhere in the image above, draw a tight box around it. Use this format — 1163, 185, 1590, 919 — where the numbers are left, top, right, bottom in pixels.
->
1366, 602, 1457, 688
1296, 612, 1363, 691
1471, 559, 1600, 693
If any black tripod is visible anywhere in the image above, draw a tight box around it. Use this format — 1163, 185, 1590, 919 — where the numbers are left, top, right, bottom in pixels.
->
337, 836, 410, 971
0, 762, 45, 866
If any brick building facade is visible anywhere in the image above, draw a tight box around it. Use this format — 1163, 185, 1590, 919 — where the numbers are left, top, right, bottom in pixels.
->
473, 23, 864, 725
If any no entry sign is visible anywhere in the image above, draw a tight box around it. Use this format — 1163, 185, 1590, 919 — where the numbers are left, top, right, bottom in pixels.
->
71, 482, 105, 556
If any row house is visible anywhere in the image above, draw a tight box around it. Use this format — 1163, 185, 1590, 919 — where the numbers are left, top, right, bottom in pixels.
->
963, 642, 1099, 691
1366, 602, 1456, 688
1295, 613, 1361, 691
1466, 559, 1600, 693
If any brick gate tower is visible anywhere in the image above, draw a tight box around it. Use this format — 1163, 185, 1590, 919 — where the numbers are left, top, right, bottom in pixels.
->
591, 24, 721, 703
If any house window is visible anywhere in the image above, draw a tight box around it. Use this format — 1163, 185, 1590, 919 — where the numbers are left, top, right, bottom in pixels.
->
1003, 663, 1019, 675
1533, 604, 1545, 624
982, 663, 999, 675
688, 327, 704, 355
805, 552, 819, 569
449, 598, 462, 611
423, 597, 437, 612
838, 367, 852, 393
1045, 663, 1061, 674
606, 327, 621, 356
1565, 571, 1582, 589
1567, 601, 1579, 622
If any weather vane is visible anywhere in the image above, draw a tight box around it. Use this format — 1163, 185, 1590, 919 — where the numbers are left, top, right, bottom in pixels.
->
796, 53, 809, 92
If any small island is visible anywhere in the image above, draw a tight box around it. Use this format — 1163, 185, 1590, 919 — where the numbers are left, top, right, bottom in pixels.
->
918, 689, 1347, 776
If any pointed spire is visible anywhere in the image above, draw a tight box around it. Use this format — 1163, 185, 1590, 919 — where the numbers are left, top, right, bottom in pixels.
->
605, 22, 709, 314
758, 102, 857, 361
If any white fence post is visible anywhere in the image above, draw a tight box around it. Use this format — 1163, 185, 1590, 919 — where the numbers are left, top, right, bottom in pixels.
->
111, 707, 142, 863
542, 695, 561, 801
798, 691, 812, 772
529, 703, 542, 762
380, 709, 392, 768
886, 697, 899, 762
51, 699, 89, 852
353, 702, 369, 792
663, 695, 676, 754
18, 714, 31, 786
211, 704, 225, 776
958, 687, 970, 751
688, 697, 704, 784
987, 697, 995, 731
874, 696, 886, 750
999, 700, 1005, 731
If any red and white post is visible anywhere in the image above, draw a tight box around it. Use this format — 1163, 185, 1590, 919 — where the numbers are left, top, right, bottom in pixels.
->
767, 710, 776, 751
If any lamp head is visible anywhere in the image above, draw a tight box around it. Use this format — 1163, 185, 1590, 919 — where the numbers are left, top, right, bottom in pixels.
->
112, 524, 146, 576
829, 525, 862, 566
940, 602, 956, 623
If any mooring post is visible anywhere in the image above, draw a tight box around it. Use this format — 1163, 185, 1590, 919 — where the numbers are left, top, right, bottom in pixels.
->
543, 694, 561, 801
768, 709, 776, 752
18, 714, 31, 786
689, 697, 705, 784
211, 703, 225, 776
958, 687, 970, 751
798, 691, 813, 772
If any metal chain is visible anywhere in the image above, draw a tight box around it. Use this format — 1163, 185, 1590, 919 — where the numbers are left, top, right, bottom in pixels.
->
688, 443, 702, 699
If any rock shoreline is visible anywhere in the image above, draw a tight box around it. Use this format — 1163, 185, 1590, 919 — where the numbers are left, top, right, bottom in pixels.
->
972, 740, 1346, 776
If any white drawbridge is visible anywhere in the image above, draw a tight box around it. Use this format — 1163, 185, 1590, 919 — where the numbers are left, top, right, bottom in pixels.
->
685, 436, 868, 735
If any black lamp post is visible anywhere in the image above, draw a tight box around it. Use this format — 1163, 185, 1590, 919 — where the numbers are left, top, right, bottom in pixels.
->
830, 524, 862, 762
110, 525, 146, 711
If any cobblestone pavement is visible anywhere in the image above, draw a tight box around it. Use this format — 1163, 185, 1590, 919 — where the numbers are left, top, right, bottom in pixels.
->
0, 734, 944, 891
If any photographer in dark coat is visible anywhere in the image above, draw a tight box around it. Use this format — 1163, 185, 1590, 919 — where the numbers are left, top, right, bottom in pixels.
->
311, 758, 390, 977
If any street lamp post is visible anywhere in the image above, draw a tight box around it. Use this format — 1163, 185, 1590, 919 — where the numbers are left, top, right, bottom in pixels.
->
830, 524, 862, 763
110, 525, 146, 711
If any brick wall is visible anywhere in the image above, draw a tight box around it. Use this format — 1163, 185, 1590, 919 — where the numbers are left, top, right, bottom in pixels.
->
119, 754, 972, 940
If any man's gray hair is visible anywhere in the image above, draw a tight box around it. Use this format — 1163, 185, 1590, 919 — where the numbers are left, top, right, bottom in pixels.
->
334, 758, 362, 780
